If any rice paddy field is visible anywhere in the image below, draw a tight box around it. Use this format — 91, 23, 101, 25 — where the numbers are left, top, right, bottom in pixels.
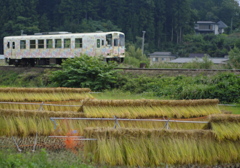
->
0, 87, 240, 167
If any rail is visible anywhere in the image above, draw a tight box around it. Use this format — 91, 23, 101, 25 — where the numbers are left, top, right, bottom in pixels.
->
1, 66, 240, 72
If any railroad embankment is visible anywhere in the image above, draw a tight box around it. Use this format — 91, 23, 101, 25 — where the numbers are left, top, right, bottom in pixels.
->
0, 66, 56, 87
118, 68, 240, 76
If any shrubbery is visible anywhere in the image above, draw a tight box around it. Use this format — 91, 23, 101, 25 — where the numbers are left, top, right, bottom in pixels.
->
50, 55, 118, 91
114, 73, 240, 103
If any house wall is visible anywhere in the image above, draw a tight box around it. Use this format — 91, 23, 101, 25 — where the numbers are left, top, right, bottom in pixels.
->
150, 56, 174, 65
214, 25, 219, 35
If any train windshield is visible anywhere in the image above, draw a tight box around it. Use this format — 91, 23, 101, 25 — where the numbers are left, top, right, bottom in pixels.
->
119, 34, 125, 46
106, 34, 112, 46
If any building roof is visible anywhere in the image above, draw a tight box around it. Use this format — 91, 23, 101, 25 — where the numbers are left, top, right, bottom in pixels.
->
169, 57, 228, 64
0, 55, 4, 59
217, 21, 228, 29
148, 52, 174, 57
197, 21, 216, 24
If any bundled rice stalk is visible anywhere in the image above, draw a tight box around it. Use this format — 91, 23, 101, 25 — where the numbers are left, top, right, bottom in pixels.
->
209, 114, 240, 141
0, 109, 207, 137
0, 101, 84, 112
84, 128, 240, 166
0, 87, 91, 93
0, 87, 93, 102
82, 99, 221, 119
0, 109, 86, 118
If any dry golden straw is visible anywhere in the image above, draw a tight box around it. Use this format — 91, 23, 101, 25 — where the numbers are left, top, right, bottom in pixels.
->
209, 114, 240, 141
83, 99, 221, 118
84, 128, 240, 166
0, 87, 93, 102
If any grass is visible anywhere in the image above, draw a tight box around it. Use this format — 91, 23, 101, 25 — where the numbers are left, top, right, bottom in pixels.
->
219, 104, 240, 114
93, 89, 161, 100
0, 149, 94, 168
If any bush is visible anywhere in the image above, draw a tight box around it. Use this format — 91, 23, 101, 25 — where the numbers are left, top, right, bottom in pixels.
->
123, 44, 149, 68
115, 73, 240, 103
228, 47, 240, 69
50, 55, 118, 91
183, 56, 213, 69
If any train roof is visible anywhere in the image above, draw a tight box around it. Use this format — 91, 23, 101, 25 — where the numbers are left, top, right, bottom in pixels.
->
4, 31, 124, 39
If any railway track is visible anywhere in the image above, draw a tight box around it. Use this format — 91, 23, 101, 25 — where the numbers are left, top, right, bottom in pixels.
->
0, 66, 61, 69
0, 66, 240, 72
116, 68, 240, 72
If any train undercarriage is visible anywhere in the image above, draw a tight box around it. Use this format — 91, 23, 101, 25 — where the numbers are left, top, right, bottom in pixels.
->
6, 58, 65, 67
6, 57, 124, 67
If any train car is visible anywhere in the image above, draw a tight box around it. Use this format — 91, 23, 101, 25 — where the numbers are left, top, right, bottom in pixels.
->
4, 31, 125, 66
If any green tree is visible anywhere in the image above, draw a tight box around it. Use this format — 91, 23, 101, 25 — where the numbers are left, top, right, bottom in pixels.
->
228, 47, 240, 69
124, 44, 150, 67
50, 55, 118, 91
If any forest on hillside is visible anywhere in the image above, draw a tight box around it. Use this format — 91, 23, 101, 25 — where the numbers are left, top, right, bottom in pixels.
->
0, 0, 240, 56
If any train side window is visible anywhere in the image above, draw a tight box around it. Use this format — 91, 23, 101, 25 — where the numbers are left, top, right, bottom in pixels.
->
64, 39, 71, 48
114, 39, 118, 46
55, 39, 62, 48
97, 39, 100, 48
30, 40, 36, 49
119, 34, 125, 46
75, 38, 82, 48
38, 39, 44, 49
7, 42, 10, 49
12, 42, 15, 49
47, 39, 53, 48
20, 40, 26, 49
106, 34, 112, 46
102, 40, 104, 46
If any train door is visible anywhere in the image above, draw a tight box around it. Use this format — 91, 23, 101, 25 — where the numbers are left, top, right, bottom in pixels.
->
95, 38, 101, 56
11, 41, 17, 58
106, 34, 113, 58
113, 38, 119, 57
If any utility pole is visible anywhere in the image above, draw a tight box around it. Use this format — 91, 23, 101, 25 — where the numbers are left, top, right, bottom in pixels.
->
142, 31, 146, 56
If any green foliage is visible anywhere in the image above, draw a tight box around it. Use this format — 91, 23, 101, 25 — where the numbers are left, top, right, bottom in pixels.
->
228, 47, 240, 69
0, 0, 240, 54
51, 55, 118, 91
0, 149, 94, 168
123, 44, 150, 68
184, 56, 213, 69
115, 73, 240, 103
0, 69, 51, 87
179, 34, 236, 57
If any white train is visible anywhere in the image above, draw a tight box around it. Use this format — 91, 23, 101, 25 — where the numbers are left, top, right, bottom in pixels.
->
4, 31, 125, 66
